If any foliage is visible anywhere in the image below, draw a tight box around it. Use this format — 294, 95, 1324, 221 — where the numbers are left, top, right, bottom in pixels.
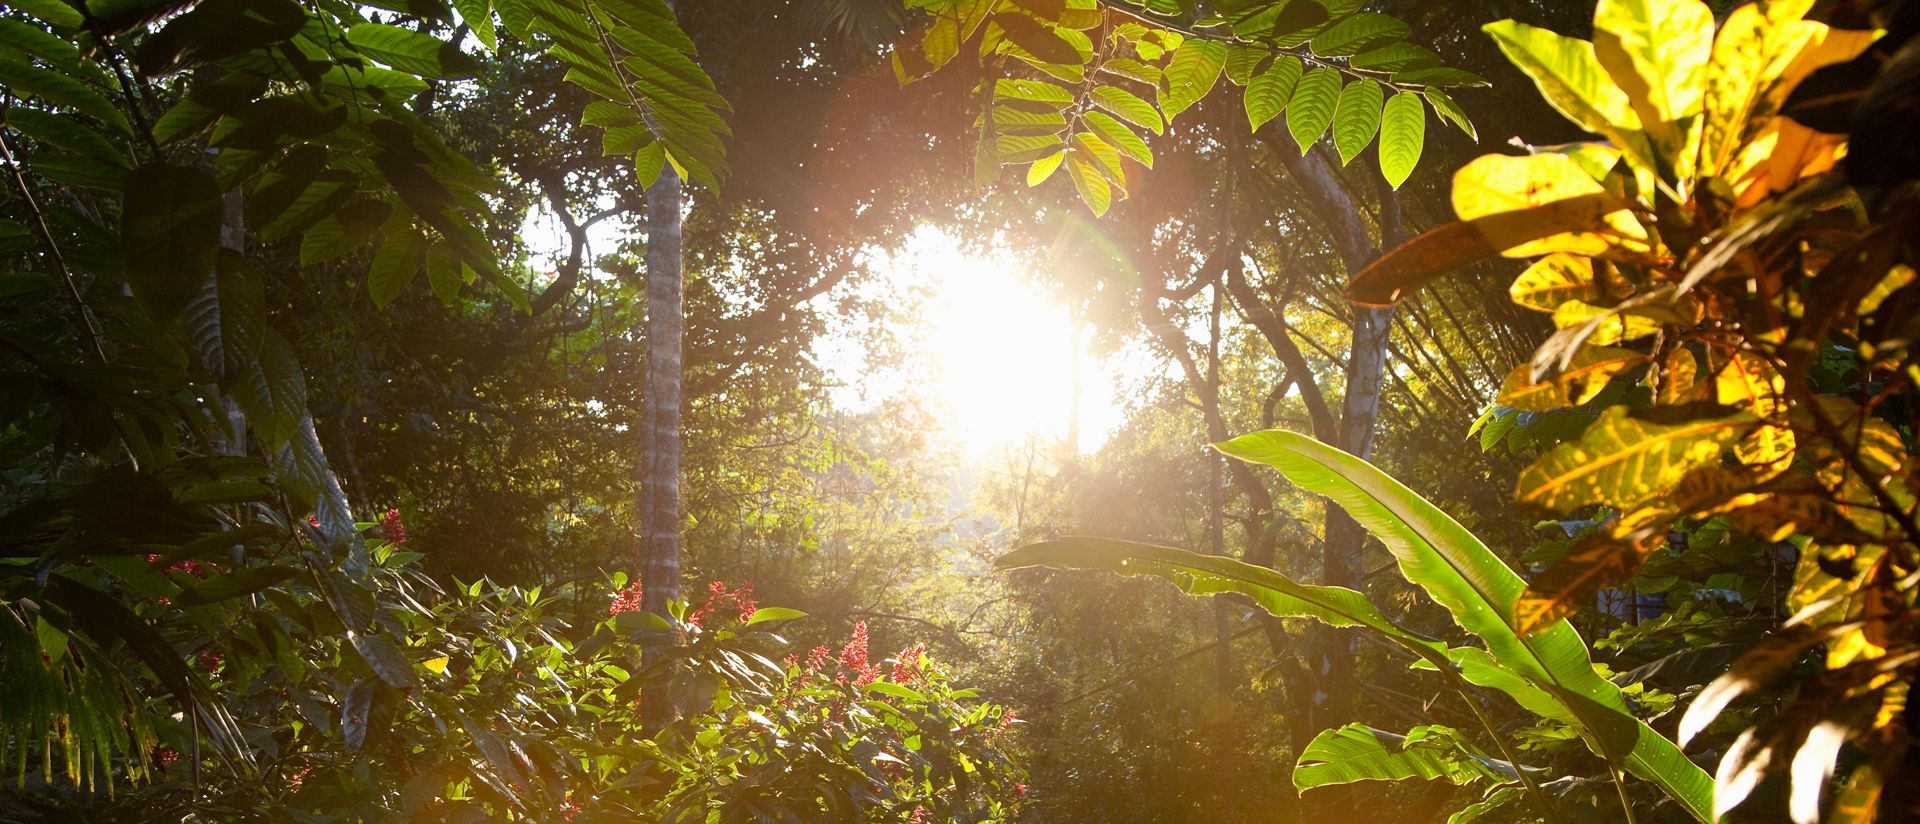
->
891, 0, 1486, 214
1347, 0, 1920, 820
1000, 427, 1717, 823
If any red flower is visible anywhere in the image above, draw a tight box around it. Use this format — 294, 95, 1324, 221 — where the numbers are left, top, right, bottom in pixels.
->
379, 508, 407, 544
804, 645, 831, 674
1016, 782, 1027, 798
841, 622, 881, 686
608, 580, 645, 616
198, 648, 223, 673
890, 643, 926, 683
993, 708, 1017, 736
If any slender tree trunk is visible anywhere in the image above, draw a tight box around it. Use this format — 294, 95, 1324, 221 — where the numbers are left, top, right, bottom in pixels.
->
639, 156, 685, 729
1206, 283, 1233, 688
1255, 126, 1402, 732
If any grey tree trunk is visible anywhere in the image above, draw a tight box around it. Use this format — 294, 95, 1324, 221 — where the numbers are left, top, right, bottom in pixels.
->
639, 159, 685, 728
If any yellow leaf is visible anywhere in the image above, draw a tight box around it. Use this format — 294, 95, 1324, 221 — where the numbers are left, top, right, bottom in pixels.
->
1715, 350, 1795, 467
1451, 151, 1650, 259
1591, 0, 1715, 182
1551, 300, 1663, 344
1482, 19, 1659, 176
1659, 347, 1704, 404
1512, 513, 1668, 635
1697, 0, 1818, 179
424, 656, 450, 675
1499, 346, 1645, 411
1510, 253, 1601, 312
1516, 404, 1755, 512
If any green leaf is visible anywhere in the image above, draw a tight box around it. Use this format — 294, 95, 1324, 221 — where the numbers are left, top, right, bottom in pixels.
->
1311, 12, 1408, 57
1331, 79, 1383, 166
1026, 150, 1064, 186
1284, 67, 1340, 150
349, 631, 417, 689
742, 607, 807, 627
1063, 147, 1111, 216
1423, 87, 1476, 141
1294, 723, 1520, 790
3, 107, 129, 168
865, 681, 927, 702
0, 57, 132, 135
1243, 54, 1301, 131
1482, 19, 1655, 172
0, 18, 81, 68
993, 11, 1084, 66
121, 163, 221, 321
1378, 90, 1425, 189
1158, 38, 1226, 121
426, 241, 463, 304
368, 229, 425, 308
1349, 42, 1440, 72
1090, 85, 1162, 135
997, 538, 1447, 658
1083, 111, 1151, 168
227, 330, 309, 450
451, 0, 495, 50
1213, 430, 1717, 821
346, 23, 480, 79
173, 564, 301, 608
8, 0, 84, 29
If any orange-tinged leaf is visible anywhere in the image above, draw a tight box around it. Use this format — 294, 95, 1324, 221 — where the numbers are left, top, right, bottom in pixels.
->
1516, 404, 1755, 513
1513, 516, 1667, 635
1347, 191, 1634, 306
1716, 350, 1795, 467
1498, 346, 1645, 410
1659, 347, 1704, 404
1697, 0, 1818, 178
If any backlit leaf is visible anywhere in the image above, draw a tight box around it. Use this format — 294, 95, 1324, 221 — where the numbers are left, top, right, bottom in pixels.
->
1242, 54, 1302, 131
1498, 346, 1645, 411
1159, 38, 1226, 121
1332, 79, 1383, 166
1284, 67, 1340, 150
1424, 87, 1476, 141
1311, 12, 1408, 57
1377, 90, 1424, 188
1090, 85, 1163, 135
1516, 404, 1755, 513
1590, 0, 1713, 179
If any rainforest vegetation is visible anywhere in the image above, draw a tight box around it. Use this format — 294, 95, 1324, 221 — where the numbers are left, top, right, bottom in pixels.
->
1, 0, 1917, 820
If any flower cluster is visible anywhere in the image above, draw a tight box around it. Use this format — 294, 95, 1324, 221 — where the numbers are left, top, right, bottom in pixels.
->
147, 554, 208, 578
687, 579, 756, 628
608, 580, 645, 616
839, 621, 881, 685
890, 642, 926, 683
379, 508, 407, 544
992, 708, 1017, 737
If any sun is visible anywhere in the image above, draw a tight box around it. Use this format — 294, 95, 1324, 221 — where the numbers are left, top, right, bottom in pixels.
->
897, 229, 1121, 455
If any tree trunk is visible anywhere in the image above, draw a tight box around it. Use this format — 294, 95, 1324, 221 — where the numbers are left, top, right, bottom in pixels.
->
1255, 126, 1401, 731
639, 157, 685, 729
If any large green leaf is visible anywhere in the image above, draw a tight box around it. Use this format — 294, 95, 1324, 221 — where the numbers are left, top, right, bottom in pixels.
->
1482, 19, 1656, 171
1214, 430, 1716, 822
1312, 12, 1409, 56
1332, 79, 1383, 166
120, 163, 222, 321
1092, 84, 1163, 135
1378, 90, 1425, 188
1158, 38, 1226, 121
1294, 723, 1521, 790
1284, 67, 1340, 150
1243, 54, 1301, 131
996, 537, 1447, 660
345, 23, 481, 79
